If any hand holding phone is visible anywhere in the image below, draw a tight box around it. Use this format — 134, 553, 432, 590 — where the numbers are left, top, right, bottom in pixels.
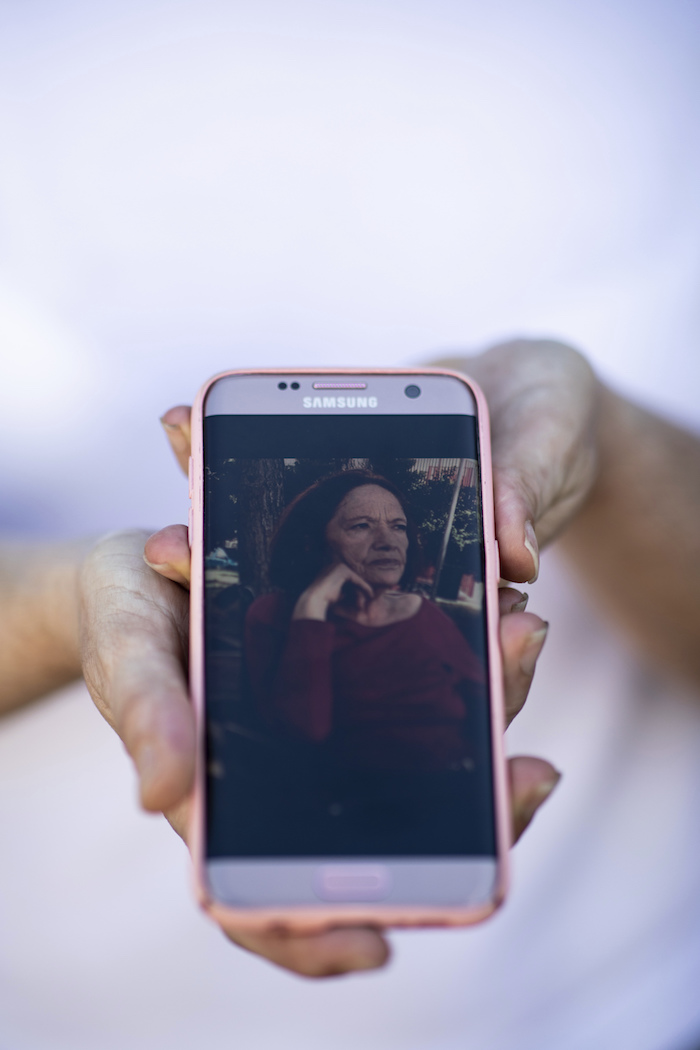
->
136, 337, 600, 974
141, 530, 553, 973
184, 368, 534, 931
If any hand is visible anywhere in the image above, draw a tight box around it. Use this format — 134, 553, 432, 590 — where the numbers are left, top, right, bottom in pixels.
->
79, 529, 194, 821
160, 339, 599, 588
433, 339, 599, 583
293, 562, 374, 621
142, 526, 556, 977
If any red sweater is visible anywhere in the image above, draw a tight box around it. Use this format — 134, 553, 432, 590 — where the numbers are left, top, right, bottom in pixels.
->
244, 592, 485, 770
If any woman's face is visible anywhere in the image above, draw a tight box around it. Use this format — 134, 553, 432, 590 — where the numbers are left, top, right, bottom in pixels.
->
325, 484, 409, 589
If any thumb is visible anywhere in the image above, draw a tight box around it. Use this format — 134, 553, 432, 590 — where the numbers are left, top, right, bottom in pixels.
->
81, 531, 195, 813
508, 755, 561, 843
160, 405, 192, 475
432, 342, 598, 584
494, 481, 541, 585
110, 631, 195, 812
144, 524, 191, 587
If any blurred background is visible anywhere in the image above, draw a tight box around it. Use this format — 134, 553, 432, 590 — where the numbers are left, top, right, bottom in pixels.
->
2, 0, 699, 537
1, 2, 699, 1048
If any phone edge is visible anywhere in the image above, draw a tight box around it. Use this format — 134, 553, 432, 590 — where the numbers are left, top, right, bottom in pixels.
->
188, 366, 510, 932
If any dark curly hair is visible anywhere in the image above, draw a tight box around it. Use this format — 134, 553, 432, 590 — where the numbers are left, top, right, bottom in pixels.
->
269, 470, 421, 597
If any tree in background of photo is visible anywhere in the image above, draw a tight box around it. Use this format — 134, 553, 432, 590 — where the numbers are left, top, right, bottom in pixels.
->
205, 458, 286, 595
206, 456, 482, 600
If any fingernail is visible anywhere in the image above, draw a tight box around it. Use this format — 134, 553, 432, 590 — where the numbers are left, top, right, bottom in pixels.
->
515, 771, 562, 826
524, 520, 539, 584
520, 622, 549, 676
144, 555, 170, 572
160, 418, 188, 454
511, 591, 529, 613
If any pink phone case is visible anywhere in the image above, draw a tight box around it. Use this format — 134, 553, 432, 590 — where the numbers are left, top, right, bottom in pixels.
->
188, 367, 510, 933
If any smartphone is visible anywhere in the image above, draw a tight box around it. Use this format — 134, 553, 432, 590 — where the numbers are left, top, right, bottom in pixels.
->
188, 368, 509, 932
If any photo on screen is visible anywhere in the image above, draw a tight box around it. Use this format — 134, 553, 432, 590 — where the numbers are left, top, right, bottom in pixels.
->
203, 455, 495, 858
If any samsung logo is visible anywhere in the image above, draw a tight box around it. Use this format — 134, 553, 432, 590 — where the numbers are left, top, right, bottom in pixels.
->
302, 396, 378, 409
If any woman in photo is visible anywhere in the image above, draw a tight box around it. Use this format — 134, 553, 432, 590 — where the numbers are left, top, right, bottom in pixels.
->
244, 470, 486, 775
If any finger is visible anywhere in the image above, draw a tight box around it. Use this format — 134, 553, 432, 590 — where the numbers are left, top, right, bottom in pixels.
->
164, 796, 192, 842
224, 757, 560, 974
495, 486, 541, 585
164, 801, 386, 980
498, 586, 528, 616
341, 566, 373, 598
144, 524, 191, 587
432, 351, 544, 583
508, 755, 561, 843
499, 612, 549, 725
353, 575, 375, 600
160, 405, 192, 475
431, 343, 598, 583
81, 534, 196, 812
221, 923, 390, 978
489, 349, 597, 582
110, 633, 196, 812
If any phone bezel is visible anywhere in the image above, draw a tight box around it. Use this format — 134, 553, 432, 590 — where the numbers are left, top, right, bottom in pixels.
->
189, 367, 510, 932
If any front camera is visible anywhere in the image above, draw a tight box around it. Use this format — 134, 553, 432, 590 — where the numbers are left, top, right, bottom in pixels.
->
404, 384, 421, 399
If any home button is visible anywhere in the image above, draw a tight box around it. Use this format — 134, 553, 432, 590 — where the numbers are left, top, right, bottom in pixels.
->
313, 865, 391, 902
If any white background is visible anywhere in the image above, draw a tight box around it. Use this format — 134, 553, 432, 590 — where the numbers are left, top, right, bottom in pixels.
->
1, 3, 699, 1049
1, 0, 698, 537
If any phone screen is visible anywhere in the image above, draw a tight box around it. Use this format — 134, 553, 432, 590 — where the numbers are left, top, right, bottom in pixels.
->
201, 390, 496, 870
